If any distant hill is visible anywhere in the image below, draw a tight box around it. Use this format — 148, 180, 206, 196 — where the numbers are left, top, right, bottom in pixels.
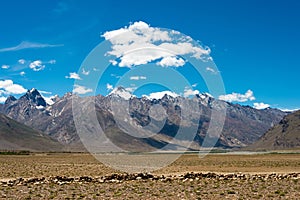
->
0, 113, 63, 152
248, 110, 300, 150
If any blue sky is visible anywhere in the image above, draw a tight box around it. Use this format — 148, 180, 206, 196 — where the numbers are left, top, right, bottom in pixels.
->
0, 0, 299, 110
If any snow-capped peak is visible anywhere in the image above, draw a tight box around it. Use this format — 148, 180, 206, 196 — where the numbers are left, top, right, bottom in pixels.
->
30, 88, 37, 93
142, 91, 179, 100
109, 86, 135, 100
43, 95, 60, 106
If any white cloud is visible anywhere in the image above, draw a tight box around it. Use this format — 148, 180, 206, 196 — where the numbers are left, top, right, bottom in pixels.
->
82, 68, 90, 75
0, 80, 27, 95
129, 76, 147, 80
1, 65, 9, 69
101, 21, 210, 68
218, 90, 255, 102
106, 83, 113, 91
0, 96, 7, 103
20, 71, 25, 76
124, 87, 137, 93
183, 88, 200, 97
157, 56, 185, 67
18, 59, 26, 64
206, 67, 218, 74
0, 41, 63, 52
39, 90, 52, 95
65, 72, 82, 80
109, 60, 118, 66
143, 91, 179, 100
116, 47, 171, 68
158, 42, 210, 60
102, 21, 171, 43
73, 84, 92, 94
253, 102, 270, 110
279, 108, 300, 112
29, 60, 45, 71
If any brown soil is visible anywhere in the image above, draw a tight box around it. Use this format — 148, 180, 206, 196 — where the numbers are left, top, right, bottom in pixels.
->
0, 153, 299, 199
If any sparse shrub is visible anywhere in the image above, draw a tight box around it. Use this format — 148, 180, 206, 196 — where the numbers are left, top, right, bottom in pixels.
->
227, 190, 235, 194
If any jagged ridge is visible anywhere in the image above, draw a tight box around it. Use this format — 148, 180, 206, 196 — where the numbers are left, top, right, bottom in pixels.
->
0, 87, 287, 151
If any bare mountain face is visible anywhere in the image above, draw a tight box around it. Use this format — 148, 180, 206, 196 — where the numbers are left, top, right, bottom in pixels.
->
0, 88, 286, 150
248, 110, 300, 150
0, 113, 63, 151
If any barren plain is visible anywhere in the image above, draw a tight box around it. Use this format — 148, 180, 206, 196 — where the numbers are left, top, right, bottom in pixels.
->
0, 152, 299, 199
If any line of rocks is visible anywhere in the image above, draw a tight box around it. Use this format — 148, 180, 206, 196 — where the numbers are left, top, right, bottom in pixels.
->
1, 172, 299, 186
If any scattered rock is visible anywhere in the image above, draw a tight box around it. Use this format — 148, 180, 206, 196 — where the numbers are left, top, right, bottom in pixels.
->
1, 172, 299, 186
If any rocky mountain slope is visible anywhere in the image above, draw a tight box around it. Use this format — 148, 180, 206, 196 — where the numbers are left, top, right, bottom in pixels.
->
248, 110, 300, 150
0, 88, 287, 151
0, 113, 63, 151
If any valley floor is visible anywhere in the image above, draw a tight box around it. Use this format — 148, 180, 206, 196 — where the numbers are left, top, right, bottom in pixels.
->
0, 153, 299, 199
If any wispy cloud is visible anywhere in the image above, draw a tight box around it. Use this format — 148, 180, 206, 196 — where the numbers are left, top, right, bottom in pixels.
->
206, 67, 219, 74
39, 90, 52, 95
278, 108, 300, 112
192, 83, 198, 87
130, 76, 147, 80
82, 68, 90, 75
18, 59, 26, 64
48, 59, 56, 64
0, 41, 63, 52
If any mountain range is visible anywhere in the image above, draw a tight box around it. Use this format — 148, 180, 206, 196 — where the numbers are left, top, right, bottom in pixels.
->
0, 87, 288, 151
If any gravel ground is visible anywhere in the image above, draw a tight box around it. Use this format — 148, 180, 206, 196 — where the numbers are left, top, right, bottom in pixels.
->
0, 153, 299, 199
0, 172, 299, 199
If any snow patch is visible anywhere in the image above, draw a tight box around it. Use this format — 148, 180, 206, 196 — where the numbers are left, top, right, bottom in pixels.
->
143, 91, 179, 100
36, 105, 44, 110
109, 87, 135, 100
